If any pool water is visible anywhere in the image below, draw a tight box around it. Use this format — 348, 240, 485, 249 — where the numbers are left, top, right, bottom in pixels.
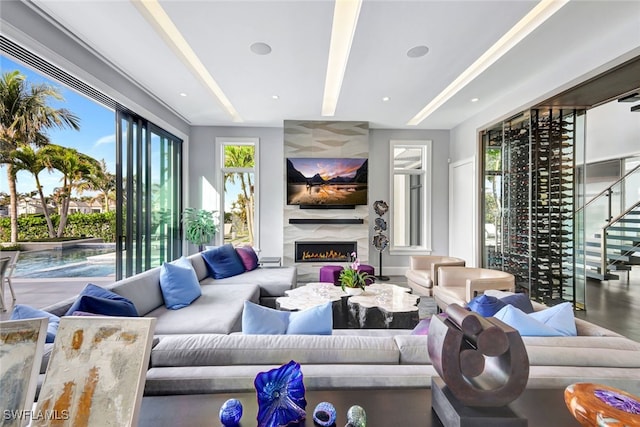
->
15, 245, 116, 278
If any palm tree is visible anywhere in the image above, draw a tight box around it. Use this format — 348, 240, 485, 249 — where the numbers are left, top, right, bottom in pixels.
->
43, 144, 100, 237
223, 145, 255, 243
75, 158, 116, 212
10, 145, 57, 237
0, 71, 80, 243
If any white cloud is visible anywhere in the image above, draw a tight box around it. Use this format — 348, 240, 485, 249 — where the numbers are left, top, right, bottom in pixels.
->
94, 134, 115, 147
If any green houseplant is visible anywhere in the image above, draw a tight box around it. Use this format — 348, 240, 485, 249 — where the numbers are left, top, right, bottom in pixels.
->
339, 252, 370, 295
182, 208, 218, 251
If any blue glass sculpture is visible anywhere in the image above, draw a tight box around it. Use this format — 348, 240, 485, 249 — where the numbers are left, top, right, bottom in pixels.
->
347, 405, 366, 427
254, 360, 307, 427
312, 402, 336, 426
219, 398, 243, 426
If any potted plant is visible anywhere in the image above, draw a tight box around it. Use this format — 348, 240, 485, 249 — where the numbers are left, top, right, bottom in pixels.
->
339, 252, 370, 296
182, 208, 218, 251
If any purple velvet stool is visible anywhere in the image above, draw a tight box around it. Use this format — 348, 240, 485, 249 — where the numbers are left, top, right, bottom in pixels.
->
319, 264, 376, 286
319, 265, 344, 285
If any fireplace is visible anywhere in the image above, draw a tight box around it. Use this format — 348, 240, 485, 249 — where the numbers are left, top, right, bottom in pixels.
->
295, 241, 357, 263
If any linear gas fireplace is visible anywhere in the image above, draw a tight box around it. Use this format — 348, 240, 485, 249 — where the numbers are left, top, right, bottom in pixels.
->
295, 241, 357, 263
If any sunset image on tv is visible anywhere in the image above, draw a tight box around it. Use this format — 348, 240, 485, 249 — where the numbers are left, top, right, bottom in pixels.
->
286, 158, 368, 205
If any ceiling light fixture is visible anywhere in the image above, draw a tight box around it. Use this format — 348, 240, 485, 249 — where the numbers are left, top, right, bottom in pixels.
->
321, 0, 363, 116
471, 98, 479, 102
180, 92, 187, 97
250, 42, 272, 55
407, 45, 429, 58
407, 0, 568, 126
382, 96, 390, 102
272, 95, 279, 100
132, 0, 242, 122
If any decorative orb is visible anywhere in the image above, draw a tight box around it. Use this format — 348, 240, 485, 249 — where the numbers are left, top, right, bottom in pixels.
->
313, 401, 337, 426
347, 405, 366, 427
219, 398, 243, 426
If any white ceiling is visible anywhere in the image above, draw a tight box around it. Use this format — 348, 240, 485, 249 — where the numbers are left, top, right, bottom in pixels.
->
26, 1, 640, 130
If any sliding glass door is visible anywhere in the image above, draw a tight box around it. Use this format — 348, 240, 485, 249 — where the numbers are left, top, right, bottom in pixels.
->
116, 110, 182, 279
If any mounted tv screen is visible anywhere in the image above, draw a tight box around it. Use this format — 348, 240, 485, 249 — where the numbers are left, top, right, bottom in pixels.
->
287, 158, 368, 206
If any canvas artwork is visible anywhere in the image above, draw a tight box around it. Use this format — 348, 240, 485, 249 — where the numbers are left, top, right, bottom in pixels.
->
0, 318, 48, 427
32, 317, 156, 427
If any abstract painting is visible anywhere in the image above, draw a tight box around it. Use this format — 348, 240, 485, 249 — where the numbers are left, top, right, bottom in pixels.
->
32, 317, 155, 427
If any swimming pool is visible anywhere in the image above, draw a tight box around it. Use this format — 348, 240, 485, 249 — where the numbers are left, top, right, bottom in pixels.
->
14, 244, 116, 278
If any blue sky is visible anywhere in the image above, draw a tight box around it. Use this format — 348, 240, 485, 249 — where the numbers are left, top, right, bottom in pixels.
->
1, 55, 115, 197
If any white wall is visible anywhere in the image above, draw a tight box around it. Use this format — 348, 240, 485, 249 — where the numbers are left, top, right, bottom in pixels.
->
188, 126, 284, 257
585, 101, 640, 164
369, 129, 450, 274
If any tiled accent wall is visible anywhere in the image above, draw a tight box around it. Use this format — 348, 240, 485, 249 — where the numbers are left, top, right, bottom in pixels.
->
283, 120, 370, 279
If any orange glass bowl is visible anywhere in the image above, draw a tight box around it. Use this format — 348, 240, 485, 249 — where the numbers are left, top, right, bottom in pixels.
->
564, 383, 640, 426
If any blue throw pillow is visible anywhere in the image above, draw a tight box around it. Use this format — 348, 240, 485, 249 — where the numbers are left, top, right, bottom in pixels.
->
72, 295, 139, 317
467, 294, 506, 317
288, 302, 333, 335
65, 283, 138, 317
530, 302, 577, 336
201, 244, 246, 279
500, 293, 534, 314
160, 256, 202, 309
242, 301, 333, 335
493, 305, 562, 336
10, 305, 60, 343
242, 301, 289, 334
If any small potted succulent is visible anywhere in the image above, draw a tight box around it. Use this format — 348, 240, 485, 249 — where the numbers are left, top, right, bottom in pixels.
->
182, 208, 218, 251
339, 252, 370, 296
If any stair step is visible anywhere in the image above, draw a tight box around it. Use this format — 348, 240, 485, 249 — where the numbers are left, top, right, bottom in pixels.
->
606, 226, 640, 232
604, 243, 640, 252
586, 271, 619, 281
617, 218, 640, 223
602, 234, 640, 242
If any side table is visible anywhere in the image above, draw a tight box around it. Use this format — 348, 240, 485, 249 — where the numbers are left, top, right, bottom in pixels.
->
259, 256, 282, 267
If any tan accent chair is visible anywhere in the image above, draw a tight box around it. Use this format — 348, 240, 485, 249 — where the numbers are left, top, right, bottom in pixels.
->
404, 256, 466, 296
433, 266, 515, 311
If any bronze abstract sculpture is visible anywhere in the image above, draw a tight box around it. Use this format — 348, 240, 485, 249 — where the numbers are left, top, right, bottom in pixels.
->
427, 303, 529, 408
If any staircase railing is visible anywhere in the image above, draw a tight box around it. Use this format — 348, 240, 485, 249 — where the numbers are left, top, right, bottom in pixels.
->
575, 163, 640, 280
601, 199, 640, 274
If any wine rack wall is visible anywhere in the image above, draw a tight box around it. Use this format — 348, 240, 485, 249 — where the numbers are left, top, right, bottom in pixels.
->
484, 108, 579, 306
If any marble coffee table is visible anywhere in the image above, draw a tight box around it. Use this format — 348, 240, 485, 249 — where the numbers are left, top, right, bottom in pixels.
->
347, 283, 420, 329
276, 282, 420, 329
277, 282, 349, 327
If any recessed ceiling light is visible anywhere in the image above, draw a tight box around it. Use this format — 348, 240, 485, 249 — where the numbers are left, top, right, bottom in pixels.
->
180, 92, 187, 97
250, 42, 272, 55
382, 96, 390, 102
407, 45, 429, 58
471, 98, 479, 102
272, 95, 279, 100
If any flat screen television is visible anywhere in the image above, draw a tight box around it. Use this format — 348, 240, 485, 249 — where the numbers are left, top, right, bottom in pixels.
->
286, 158, 368, 206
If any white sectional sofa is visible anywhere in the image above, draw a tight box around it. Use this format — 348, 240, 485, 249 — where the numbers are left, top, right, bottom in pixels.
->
40, 252, 640, 397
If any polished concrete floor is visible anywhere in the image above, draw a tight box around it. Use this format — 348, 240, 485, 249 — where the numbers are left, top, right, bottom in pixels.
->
2, 267, 639, 342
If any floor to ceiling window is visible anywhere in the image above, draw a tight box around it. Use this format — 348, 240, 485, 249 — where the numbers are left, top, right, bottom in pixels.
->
116, 110, 182, 279
217, 137, 258, 247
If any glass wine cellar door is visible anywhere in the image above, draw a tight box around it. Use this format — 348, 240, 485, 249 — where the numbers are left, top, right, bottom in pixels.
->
481, 108, 586, 309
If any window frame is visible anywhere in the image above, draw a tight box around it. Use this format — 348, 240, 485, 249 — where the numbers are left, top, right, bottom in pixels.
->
388, 139, 432, 255
216, 137, 260, 248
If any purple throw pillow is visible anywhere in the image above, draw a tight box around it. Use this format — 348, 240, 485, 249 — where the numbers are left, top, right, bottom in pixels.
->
236, 246, 259, 271
411, 318, 431, 335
